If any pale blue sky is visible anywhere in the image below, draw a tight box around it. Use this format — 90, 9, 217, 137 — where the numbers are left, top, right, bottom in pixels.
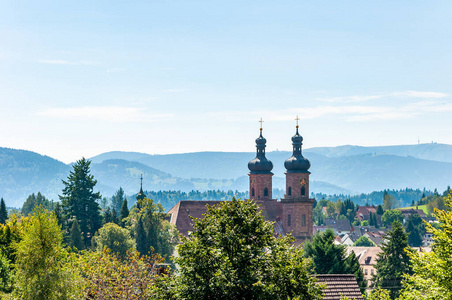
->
1, 1, 451, 163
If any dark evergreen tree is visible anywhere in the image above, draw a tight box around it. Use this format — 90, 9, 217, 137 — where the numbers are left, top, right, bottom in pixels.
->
373, 213, 379, 228
135, 215, 147, 255
0, 199, 7, 224
376, 204, 384, 215
345, 251, 367, 294
69, 218, 84, 250
111, 187, 125, 214
119, 198, 129, 227
21, 192, 55, 216
372, 220, 413, 299
369, 212, 374, 226
59, 158, 102, 247
304, 229, 367, 294
53, 203, 63, 225
405, 214, 425, 247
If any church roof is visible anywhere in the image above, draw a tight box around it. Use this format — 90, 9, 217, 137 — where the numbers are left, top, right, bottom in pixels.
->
167, 199, 285, 237
167, 201, 223, 236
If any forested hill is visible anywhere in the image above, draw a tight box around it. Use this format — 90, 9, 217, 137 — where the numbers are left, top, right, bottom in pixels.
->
1, 143, 452, 208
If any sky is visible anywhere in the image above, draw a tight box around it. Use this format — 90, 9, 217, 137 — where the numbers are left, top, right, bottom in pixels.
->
1, 1, 452, 164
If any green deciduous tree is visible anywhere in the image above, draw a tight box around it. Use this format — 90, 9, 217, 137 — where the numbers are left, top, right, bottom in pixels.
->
94, 222, 135, 258
129, 197, 178, 259
398, 192, 452, 299
383, 190, 398, 210
60, 158, 102, 247
353, 236, 374, 247
0, 199, 8, 224
79, 248, 163, 299
372, 220, 412, 299
381, 210, 404, 227
158, 198, 324, 300
11, 208, 82, 299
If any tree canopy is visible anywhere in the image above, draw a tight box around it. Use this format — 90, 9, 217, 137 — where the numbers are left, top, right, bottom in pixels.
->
158, 198, 324, 300
304, 228, 367, 293
398, 192, 452, 299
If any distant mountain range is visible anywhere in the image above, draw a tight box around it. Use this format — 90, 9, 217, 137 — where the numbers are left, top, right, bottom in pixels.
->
1, 143, 451, 208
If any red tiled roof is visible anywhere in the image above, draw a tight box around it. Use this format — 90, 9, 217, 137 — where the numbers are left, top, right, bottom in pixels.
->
316, 274, 364, 300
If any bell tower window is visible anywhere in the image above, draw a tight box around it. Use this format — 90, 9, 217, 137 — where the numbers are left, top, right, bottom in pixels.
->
288, 186, 292, 196
252, 188, 255, 197
288, 214, 291, 227
264, 187, 268, 197
301, 186, 306, 196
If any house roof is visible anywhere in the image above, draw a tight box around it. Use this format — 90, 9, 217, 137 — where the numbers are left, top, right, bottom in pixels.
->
398, 208, 426, 218
316, 274, 364, 300
346, 246, 382, 266
325, 218, 351, 232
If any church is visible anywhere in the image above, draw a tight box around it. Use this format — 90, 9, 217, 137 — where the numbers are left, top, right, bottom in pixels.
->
167, 119, 314, 241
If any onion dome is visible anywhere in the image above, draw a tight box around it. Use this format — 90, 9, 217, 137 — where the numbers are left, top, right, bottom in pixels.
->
284, 125, 311, 173
248, 128, 273, 174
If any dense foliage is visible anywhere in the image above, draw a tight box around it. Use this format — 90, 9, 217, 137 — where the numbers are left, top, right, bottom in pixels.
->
93, 222, 135, 258
398, 192, 452, 299
21, 192, 55, 216
304, 229, 367, 293
128, 197, 178, 259
10, 209, 82, 300
313, 188, 433, 208
157, 198, 324, 300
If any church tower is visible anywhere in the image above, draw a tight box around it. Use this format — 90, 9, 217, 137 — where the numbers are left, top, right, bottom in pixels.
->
281, 117, 314, 239
248, 119, 273, 201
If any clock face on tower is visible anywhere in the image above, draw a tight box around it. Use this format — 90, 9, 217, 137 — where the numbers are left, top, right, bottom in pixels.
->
251, 180, 255, 186
300, 179, 307, 186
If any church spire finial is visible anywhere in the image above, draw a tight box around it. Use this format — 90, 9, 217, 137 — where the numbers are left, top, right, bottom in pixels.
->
259, 117, 264, 135
295, 115, 300, 133
140, 174, 143, 188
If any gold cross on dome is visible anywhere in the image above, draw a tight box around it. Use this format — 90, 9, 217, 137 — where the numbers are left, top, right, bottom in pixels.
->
259, 118, 264, 130
295, 115, 300, 128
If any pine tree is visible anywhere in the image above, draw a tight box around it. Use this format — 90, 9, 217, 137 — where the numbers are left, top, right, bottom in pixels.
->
372, 220, 412, 299
53, 202, 63, 225
69, 218, 84, 250
119, 198, 129, 227
346, 251, 367, 294
111, 187, 125, 214
376, 204, 384, 215
0, 199, 7, 224
60, 158, 102, 247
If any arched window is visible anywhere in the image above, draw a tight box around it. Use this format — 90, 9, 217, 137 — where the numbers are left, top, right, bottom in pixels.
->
251, 188, 255, 197
288, 187, 292, 196
302, 214, 306, 226
264, 187, 269, 197
288, 214, 291, 227
301, 186, 306, 196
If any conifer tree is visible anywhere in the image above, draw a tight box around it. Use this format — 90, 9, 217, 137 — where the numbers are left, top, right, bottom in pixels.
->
305, 228, 367, 294
377, 204, 384, 215
111, 187, 125, 214
119, 198, 129, 227
0, 199, 7, 224
69, 219, 84, 250
135, 215, 147, 255
372, 220, 412, 299
60, 158, 102, 247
